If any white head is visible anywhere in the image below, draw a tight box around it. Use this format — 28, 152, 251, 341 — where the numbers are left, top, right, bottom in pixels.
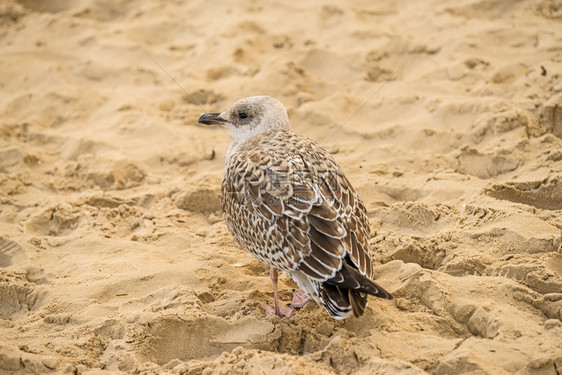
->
198, 96, 292, 148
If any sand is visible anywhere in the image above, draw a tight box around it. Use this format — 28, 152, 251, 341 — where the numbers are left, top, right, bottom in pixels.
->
0, 0, 561, 374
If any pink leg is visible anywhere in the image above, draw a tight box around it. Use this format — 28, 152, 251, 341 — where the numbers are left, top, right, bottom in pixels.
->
270, 267, 282, 315
288, 289, 311, 308
261, 267, 295, 318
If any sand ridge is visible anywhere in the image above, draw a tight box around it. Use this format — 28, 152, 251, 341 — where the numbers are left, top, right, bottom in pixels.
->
0, 0, 561, 374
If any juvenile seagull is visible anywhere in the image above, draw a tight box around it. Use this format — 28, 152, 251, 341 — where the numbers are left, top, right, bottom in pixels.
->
198, 96, 392, 319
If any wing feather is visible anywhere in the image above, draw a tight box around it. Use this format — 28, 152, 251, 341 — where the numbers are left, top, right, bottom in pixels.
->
309, 215, 345, 238
288, 225, 309, 247
309, 242, 341, 270
260, 191, 283, 215
299, 262, 326, 280
309, 227, 344, 256
310, 204, 338, 220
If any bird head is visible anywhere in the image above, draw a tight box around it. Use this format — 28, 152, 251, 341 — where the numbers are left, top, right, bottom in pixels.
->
198, 96, 291, 143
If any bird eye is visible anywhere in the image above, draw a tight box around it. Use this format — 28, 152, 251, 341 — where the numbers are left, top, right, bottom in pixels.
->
239, 112, 248, 119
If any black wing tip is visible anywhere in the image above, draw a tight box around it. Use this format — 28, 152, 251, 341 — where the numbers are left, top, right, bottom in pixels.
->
371, 280, 393, 300
378, 287, 393, 300
326, 263, 393, 300
322, 285, 393, 319
366, 283, 393, 300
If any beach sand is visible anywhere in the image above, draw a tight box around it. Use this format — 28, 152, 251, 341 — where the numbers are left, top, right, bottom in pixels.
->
0, 0, 561, 373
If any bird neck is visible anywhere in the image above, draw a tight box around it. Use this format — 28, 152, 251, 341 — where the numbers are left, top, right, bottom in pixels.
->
226, 122, 291, 160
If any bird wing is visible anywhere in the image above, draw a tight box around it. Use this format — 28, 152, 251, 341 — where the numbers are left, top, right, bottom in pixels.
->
222, 131, 374, 281
293, 145, 374, 281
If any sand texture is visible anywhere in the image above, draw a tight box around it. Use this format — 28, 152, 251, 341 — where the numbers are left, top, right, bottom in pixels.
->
1, 0, 561, 374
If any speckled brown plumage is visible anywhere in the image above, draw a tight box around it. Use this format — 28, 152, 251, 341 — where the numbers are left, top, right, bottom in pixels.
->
199, 96, 392, 319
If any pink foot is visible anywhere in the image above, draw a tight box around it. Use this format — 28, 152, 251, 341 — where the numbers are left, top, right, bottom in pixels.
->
288, 289, 311, 308
261, 301, 295, 318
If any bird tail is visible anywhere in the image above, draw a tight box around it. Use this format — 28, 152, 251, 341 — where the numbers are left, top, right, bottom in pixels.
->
320, 263, 392, 319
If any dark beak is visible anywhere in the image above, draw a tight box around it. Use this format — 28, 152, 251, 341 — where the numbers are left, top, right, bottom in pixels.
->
198, 113, 227, 125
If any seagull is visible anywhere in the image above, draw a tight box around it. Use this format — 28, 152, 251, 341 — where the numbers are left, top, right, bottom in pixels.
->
198, 96, 392, 319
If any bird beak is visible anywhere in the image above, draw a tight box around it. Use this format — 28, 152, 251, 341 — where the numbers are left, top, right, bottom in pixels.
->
198, 113, 228, 125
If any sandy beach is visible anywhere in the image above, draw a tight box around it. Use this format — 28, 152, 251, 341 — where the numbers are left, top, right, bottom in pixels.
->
0, 0, 561, 373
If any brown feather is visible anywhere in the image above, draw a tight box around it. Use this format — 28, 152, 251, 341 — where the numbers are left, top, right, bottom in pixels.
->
302, 255, 334, 278
309, 242, 341, 270
309, 227, 344, 256
309, 215, 345, 238
322, 284, 350, 311
349, 291, 367, 318
293, 184, 316, 202
326, 262, 392, 299
299, 262, 326, 280
257, 202, 273, 220
289, 225, 309, 247
260, 191, 283, 215
309, 203, 338, 220
287, 197, 310, 212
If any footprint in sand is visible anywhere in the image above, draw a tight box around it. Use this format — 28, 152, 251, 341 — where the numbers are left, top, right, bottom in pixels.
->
0, 238, 27, 268
485, 176, 562, 210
